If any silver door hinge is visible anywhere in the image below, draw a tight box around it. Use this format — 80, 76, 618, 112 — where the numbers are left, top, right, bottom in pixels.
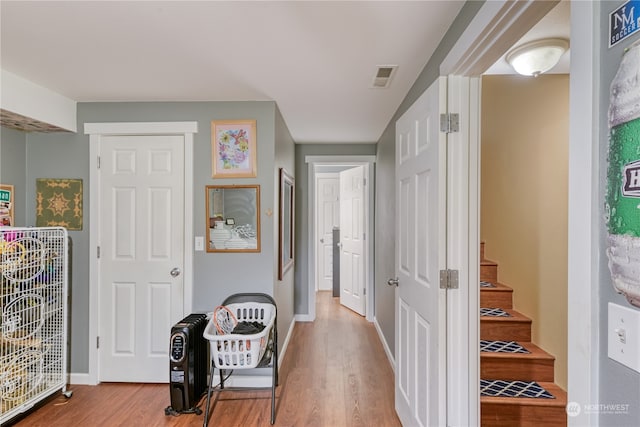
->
440, 113, 459, 133
96, 336, 100, 349
97, 156, 101, 169
363, 288, 366, 296
439, 269, 459, 289
97, 246, 101, 259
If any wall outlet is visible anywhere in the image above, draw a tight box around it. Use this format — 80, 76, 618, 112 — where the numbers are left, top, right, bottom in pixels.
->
608, 302, 640, 373
194, 236, 204, 251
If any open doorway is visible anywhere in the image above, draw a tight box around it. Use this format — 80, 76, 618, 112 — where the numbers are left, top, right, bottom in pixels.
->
315, 163, 368, 316
305, 155, 376, 322
476, 1, 570, 422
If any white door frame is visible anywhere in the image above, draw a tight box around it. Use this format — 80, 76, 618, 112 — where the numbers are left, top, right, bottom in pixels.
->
438, 1, 599, 425
84, 121, 197, 385
565, 5, 600, 425
305, 155, 376, 322
437, 1, 569, 425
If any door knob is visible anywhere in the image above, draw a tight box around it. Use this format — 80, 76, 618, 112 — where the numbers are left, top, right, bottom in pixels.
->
387, 277, 399, 287
337, 242, 343, 248
170, 267, 181, 278
320, 238, 324, 243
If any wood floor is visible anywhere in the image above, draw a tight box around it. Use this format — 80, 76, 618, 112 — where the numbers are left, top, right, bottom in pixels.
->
10, 292, 400, 427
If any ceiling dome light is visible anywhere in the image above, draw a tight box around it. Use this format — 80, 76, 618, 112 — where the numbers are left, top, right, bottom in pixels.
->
506, 38, 569, 77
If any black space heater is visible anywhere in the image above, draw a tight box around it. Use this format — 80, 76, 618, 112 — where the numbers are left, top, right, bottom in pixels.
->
165, 313, 208, 416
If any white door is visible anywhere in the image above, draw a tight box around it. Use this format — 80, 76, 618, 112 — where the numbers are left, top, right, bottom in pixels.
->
316, 175, 340, 291
339, 165, 366, 315
99, 134, 185, 382
394, 77, 447, 426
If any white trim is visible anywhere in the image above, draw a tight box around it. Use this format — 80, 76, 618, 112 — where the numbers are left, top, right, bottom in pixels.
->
1, 69, 77, 132
183, 133, 195, 315
87, 134, 100, 385
467, 76, 481, 426
278, 318, 296, 369
440, 2, 600, 425
84, 121, 197, 385
374, 317, 395, 373
295, 314, 314, 322
567, 2, 599, 425
445, 75, 473, 427
306, 161, 317, 322
305, 155, 376, 164
435, 2, 569, 425
69, 373, 92, 386
84, 121, 197, 135
440, 0, 558, 76
306, 155, 376, 322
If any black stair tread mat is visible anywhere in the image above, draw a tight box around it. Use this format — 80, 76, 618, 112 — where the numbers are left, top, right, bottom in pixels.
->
480, 379, 555, 399
480, 307, 511, 317
480, 340, 530, 354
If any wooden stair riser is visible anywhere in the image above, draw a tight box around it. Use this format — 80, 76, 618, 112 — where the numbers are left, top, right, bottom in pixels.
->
481, 382, 567, 427
480, 318, 532, 342
480, 289, 513, 309
481, 402, 567, 427
481, 261, 498, 282
481, 356, 554, 382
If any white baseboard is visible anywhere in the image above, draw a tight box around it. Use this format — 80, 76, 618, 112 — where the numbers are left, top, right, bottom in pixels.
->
70, 319, 298, 389
294, 314, 314, 322
374, 317, 395, 373
67, 318, 297, 389
278, 318, 296, 368
69, 373, 93, 385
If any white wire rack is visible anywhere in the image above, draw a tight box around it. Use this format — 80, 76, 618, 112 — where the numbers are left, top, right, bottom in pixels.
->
0, 227, 71, 424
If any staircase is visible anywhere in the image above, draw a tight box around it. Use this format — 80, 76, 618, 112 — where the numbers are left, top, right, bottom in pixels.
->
480, 242, 567, 427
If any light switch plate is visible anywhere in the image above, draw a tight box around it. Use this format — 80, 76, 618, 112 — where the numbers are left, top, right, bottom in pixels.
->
195, 236, 204, 251
608, 302, 640, 373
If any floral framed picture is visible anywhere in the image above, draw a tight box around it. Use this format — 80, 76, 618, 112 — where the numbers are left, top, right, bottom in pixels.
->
212, 119, 257, 178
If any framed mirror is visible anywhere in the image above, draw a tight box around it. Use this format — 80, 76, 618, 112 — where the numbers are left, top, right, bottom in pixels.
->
206, 185, 260, 252
278, 169, 294, 279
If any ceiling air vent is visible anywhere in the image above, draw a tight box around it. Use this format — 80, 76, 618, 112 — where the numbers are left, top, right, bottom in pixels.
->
371, 65, 397, 89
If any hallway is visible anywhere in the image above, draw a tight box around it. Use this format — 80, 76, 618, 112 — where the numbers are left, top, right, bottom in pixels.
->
12, 292, 400, 427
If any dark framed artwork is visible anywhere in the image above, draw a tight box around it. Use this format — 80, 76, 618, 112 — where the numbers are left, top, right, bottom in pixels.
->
278, 168, 295, 280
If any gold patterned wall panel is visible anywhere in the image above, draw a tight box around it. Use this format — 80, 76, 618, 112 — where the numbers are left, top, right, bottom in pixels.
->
36, 179, 83, 230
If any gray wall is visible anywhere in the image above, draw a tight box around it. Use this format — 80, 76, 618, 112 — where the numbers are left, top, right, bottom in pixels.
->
293, 143, 377, 315
598, 2, 640, 424
274, 105, 295, 347
0, 126, 27, 225
23, 100, 293, 374
373, 0, 484, 357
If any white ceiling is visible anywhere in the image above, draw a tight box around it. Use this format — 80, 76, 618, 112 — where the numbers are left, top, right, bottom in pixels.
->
0, 1, 569, 144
